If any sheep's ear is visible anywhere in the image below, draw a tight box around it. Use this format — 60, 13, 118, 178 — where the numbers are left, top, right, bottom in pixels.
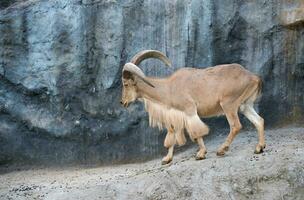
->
123, 70, 154, 88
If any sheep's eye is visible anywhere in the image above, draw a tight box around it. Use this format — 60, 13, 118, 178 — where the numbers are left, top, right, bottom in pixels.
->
124, 84, 129, 87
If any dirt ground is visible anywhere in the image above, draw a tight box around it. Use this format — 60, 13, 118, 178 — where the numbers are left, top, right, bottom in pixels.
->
0, 127, 303, 200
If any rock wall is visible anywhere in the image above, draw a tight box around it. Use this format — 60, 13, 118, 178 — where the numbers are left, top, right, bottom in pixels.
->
0, 0, 303, 165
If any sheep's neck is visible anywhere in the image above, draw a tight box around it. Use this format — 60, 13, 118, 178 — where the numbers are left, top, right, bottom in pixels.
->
137, 77, 169, 104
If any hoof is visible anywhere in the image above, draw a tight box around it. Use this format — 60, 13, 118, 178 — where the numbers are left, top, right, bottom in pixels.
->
254, 148, 263, 154
216, 146, 229, 156
254, 144, 266, 154
216, 151, 225, 156
195, 155, 206, 160
161, 159, 172, 165
196, 149, 207, 160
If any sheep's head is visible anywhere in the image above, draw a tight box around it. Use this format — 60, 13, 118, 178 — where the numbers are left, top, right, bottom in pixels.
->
120, 63, 154, 107
120, 50, 171, 108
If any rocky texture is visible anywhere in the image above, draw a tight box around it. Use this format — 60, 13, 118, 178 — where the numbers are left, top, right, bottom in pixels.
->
1, 127, 304, 199
0, 0, 303, 164
280, 1, 304, 27
211, 0, 304, 126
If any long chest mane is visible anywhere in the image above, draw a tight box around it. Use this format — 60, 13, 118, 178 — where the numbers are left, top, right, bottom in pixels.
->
143, 98, 187, 131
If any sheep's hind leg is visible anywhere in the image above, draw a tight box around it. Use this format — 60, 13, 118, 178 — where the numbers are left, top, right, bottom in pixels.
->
162, 126, 175, 165
196, 137, 207, 160
241, 104, 265, 154
217, 103, 242, 156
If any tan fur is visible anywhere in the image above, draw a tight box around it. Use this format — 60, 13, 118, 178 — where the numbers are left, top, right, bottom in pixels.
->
175, 129, 186, 146
143, 98, 208, 141
143, 98, 187, 145
164, 127, 175, 148
185, 115, 209, 140
143, 98, 185, 131
121, 50, 266, 164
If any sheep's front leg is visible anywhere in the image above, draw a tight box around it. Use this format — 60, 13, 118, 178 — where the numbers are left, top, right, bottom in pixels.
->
162, 126, 175, 165
196, 137, 207, 160
184, 114, 209, 160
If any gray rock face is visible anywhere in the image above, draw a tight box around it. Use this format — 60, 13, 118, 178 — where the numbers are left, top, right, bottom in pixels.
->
0, 0, 303, 164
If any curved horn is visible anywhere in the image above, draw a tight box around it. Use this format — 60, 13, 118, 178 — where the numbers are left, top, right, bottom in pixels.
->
130, 50, 171, 67
123, 63, 155, 88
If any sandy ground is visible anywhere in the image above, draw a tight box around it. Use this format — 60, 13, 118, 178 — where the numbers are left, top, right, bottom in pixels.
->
0, 127, 304, 200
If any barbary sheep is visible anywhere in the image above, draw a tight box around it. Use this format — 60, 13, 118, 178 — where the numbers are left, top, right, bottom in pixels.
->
120, 50, 265, 165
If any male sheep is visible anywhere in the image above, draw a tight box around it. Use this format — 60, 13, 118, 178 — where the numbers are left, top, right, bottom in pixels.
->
120, 50, 265, 165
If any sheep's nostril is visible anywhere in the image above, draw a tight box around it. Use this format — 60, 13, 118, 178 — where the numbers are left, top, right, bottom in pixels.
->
120, 100, 123, 105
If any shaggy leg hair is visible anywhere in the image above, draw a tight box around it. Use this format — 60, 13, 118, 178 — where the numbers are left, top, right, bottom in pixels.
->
164, 126, 176, 148
143, 99, 209, 142
175, 128, 186, 146
185, 115, 209, 140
